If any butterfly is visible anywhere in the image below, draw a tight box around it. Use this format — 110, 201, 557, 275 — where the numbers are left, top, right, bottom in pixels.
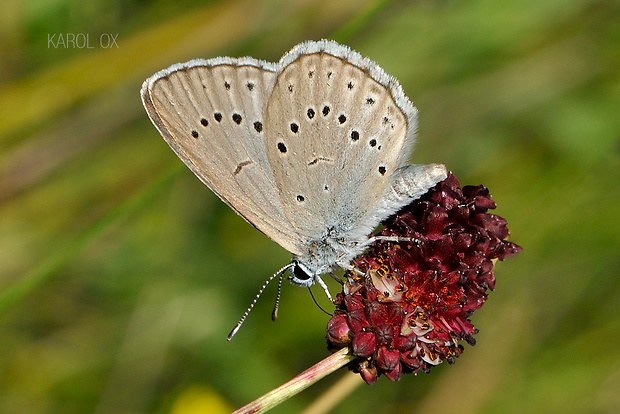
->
141, 40, 446, 337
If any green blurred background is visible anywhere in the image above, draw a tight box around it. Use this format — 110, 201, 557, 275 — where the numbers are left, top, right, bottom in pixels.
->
1, 0, 619, 413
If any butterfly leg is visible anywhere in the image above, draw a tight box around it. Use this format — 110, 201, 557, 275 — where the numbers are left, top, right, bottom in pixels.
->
315, 275, 333, 302
338, 261, 366, 278
366, 235, 422, 246
329, 271, 344, 285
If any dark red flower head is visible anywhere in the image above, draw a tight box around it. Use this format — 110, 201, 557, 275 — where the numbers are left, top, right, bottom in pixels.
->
326, 172, 522, 384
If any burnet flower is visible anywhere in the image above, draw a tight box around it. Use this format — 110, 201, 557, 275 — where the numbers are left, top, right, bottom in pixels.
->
326, 172, 522, 384
234, 173, 520, 413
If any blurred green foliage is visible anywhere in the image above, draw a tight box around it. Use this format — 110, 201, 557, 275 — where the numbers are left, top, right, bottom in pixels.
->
1, 0, 619, 413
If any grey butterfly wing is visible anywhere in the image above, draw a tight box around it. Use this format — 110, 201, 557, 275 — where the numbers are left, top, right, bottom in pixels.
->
264, 40, 441, 243
141, 58, 303, 256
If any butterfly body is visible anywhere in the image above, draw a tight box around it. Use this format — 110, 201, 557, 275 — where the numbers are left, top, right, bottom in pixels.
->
141, 40, 447, 289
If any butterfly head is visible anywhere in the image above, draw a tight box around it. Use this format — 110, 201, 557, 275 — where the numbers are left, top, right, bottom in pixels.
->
288, 233, 366, 287
289, 259, 335, 304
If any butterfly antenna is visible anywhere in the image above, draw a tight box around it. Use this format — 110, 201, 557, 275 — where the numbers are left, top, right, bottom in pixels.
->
307, 287, 333, 316
271, 272, 285, 321
227, 263, 293, 341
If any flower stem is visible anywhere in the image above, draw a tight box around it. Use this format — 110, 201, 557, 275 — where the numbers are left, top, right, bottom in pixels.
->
232, 348, 355, 414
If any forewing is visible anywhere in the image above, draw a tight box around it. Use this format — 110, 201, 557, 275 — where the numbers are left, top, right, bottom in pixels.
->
141, 58, 302, 255
264, 41, 417, 241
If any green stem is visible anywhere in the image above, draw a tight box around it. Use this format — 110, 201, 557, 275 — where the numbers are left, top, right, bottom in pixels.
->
232, 348, 355, 414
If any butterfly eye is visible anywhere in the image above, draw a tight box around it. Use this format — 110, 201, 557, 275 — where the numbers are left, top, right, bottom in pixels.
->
292, 263, 312, 281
